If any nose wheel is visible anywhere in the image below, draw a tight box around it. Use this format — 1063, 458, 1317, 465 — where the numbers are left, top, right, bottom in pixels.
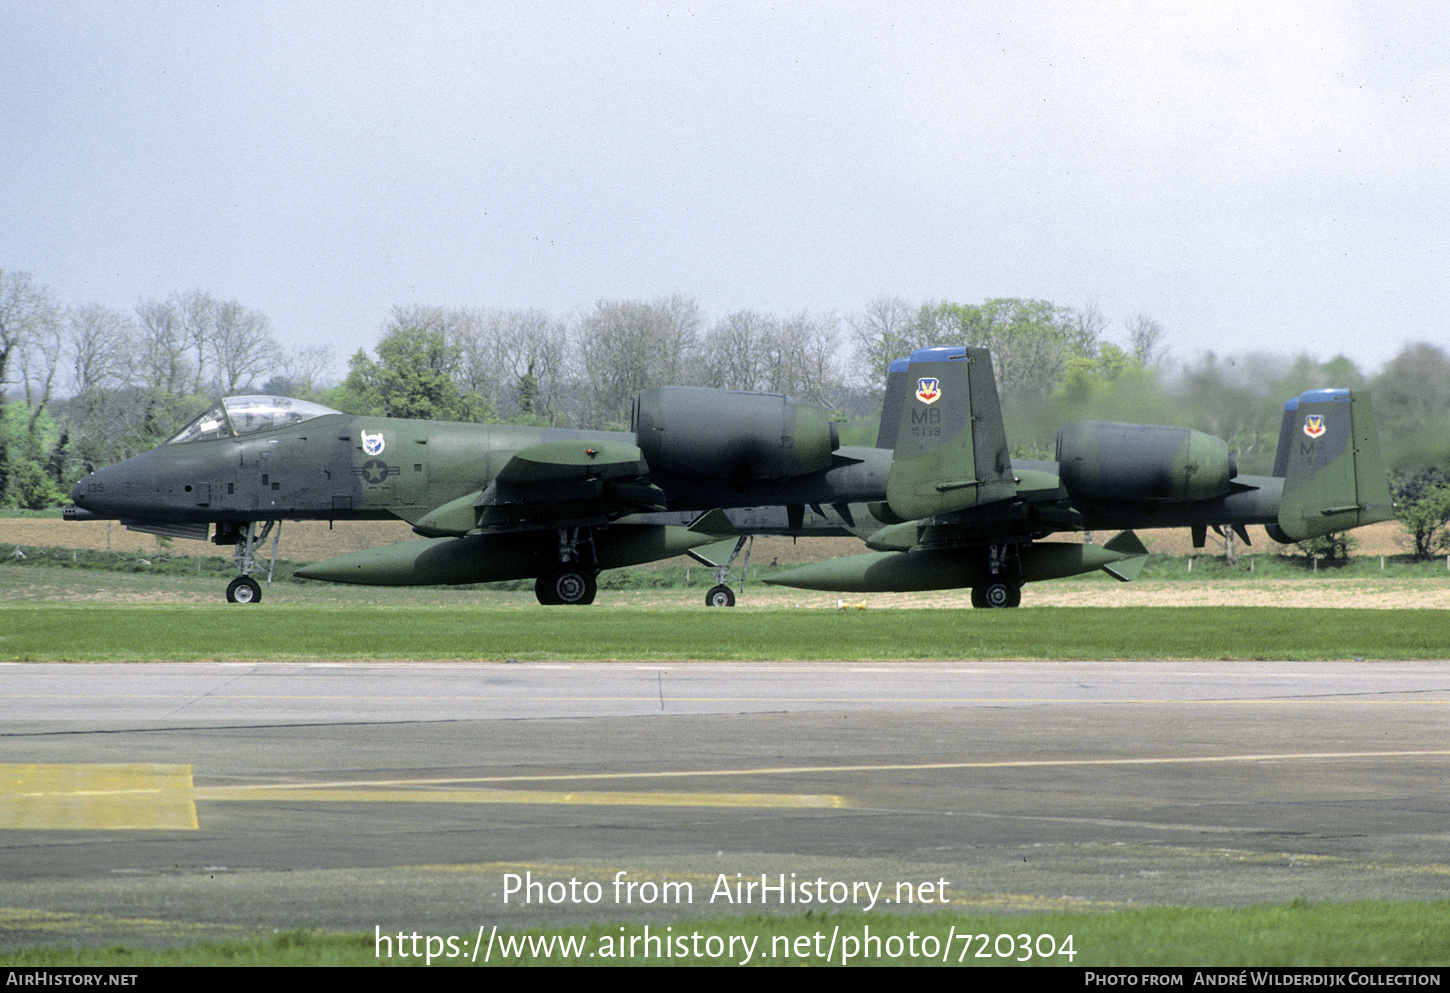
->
226, 575, 262, 604
216, 521, 279, 603
690, 535, 751, 607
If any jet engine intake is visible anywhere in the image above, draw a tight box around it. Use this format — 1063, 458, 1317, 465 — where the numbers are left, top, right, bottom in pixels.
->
1057, 421, 1236, 503
633, 386, 839, 479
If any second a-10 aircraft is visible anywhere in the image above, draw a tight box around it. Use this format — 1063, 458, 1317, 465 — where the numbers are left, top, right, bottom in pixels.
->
66, 346, 1393, 606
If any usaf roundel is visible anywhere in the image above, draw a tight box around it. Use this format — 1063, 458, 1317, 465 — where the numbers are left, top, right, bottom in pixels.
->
361, 430, 386, 456
1302, 414, 1326, 439
916, 377, 941, 404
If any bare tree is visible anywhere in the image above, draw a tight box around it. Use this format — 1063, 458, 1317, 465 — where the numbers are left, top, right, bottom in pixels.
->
848, 295, 916, 393
0, 269, 62, 397
576, 296, 701, 428
210, 299, 281, 394
1070, 301, 1108, 359
761, 310, 842, 405
67, 304, 133, 395
278, 343, 335, 398
1125, 313, 1166, 366
494, 308, 569, 423
697, 310, 775, 391
131, 297, 203, 443
133, 297, 195, 396
178, 289, 216, 395
16, 315, 63, 436
444, 307, 509, 413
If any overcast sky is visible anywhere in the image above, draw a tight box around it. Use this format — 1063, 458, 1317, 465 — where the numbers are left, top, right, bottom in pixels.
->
3, 0, 1446, 381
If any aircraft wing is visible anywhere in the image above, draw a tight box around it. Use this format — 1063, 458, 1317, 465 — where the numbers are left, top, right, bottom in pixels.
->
411, 439, 668, 537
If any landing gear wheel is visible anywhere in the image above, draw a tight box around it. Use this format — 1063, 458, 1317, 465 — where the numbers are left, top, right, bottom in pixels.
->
972, 576, 1019, 608
705, 584, 736, 607
226, 576, 262, 604
537, 568, 596, 605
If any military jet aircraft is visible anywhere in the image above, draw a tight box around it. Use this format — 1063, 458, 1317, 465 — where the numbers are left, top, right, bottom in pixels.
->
761, 345, 1394, 605
65, 346, 1391, 608
65, 389, 890, 604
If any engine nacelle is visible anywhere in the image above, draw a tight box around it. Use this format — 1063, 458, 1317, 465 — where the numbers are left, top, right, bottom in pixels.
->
633, 386, 839, 479
1057, 421, 1237, 503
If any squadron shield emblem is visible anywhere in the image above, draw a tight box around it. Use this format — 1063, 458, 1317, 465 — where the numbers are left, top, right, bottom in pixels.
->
1302, 414, 1326, 439
916, 377, 941, 404
361, 431, 386, 456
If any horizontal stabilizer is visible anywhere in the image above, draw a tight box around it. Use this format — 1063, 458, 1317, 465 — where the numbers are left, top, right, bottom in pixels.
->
685, 537, 745, 569
682, 510, 741, 567
1100, 530, 1148, 583
687, 508, 737, 538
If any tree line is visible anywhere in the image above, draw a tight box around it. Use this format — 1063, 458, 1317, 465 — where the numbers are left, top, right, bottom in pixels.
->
4, 265, 1450, 557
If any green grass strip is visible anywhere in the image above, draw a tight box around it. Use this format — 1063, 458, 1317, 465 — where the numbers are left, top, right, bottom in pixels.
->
2, 605, 1446, 661
3, 902, 1447, 966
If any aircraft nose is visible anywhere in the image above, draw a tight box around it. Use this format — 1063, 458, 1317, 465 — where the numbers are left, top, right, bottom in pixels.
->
68, 463, 122, 518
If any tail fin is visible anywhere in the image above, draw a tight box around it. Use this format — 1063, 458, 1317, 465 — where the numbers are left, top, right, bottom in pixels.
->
883, 346, 1016, 520
1269, 389, 1393, 542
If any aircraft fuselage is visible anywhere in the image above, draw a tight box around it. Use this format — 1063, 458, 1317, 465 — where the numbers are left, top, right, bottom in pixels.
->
69, 414, 892, 528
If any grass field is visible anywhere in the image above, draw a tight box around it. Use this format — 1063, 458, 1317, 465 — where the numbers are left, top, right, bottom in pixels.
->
4, 902, 1448, 967
3, 576, 1449, 661
4, 551, 1450, 661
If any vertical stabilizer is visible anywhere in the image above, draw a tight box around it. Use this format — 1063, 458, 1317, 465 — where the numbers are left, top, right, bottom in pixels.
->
884, 346, 1016, 520
875, 356, 912, 450
1271, 389, 1393, 542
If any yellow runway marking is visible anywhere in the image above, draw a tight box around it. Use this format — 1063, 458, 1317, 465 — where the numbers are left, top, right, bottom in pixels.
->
0, 766, 839, 823
203, 748, 1450, 792
196, 786, 845, 808
0, 764, 197, 830
12, 748, 1444, 826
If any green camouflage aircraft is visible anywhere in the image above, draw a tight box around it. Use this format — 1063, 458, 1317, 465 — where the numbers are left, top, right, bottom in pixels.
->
762, 346, 1394, 605
66, 346, 1392, 607
66, 389, 887, 604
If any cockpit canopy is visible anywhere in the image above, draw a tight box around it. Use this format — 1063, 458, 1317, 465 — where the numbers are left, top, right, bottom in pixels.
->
166, 396, 342, 445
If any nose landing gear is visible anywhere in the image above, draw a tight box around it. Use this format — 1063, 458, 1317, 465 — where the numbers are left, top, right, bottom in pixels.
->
215, 521, 280, 604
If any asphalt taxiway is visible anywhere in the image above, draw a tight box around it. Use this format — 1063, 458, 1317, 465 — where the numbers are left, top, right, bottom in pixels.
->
2, 660, 1447, 948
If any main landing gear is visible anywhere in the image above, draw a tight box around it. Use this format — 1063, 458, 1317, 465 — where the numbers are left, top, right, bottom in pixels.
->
970, 576, 1021, 608
535, 568, 597, 605
216, 521, 280, 604
534, 526, 599, 605
969, 544, 1023, 608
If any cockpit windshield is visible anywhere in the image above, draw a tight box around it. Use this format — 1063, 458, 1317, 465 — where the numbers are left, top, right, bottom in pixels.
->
166, 396, 342, 444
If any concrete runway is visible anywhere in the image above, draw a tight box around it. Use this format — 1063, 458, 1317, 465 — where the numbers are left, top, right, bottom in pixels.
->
2, 660, 1448, 948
